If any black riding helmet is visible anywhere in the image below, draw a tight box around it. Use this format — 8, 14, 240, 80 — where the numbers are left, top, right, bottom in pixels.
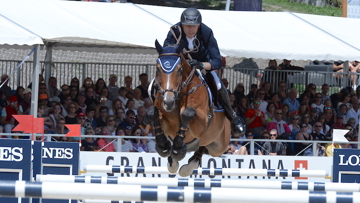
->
180, 8, 202, 25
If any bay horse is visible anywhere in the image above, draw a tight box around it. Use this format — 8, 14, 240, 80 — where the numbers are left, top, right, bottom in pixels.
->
145, 40, 231, 177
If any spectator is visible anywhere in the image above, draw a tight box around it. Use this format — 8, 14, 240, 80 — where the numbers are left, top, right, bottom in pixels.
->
301, 112, 312, 134
221, 78, 231, 95
235, 131, 262, 155
99, 87, 112, 110
245, 98, 267, 137
85, 106, 97, 129
356, 86, 360, 102
62, 95, 72, 117
311, 121, 329, 141
295, 122, 313, 156
129, 126, 149, 152
229, 133, 243, 153
81, 127, 99, 151
65, 102, 78, 124
76, 92, 87, 114
250, 88, 267, 112
136, 73, 149, 100
114, 126, 132, 152
19, 88, 32, 115
317, 113, 330, 135
229, 93, 237, 112
246, 84, 258, 104
267, 108, 291, 138
13, 86, 25, 104
38, 94, 50, 116
133, 88, 145, 110
261, 129, 284, 155
0, 95, 23, 133
270, 93, 282, 109
76, 112, 89, 136
51, 117, 69, 139
289, 115, 300, 138
298, 102, 309, 120
323, 105, 335, 127
136, 106, 146, 126
261, 82, 272, 102
282, 88, 300, 115
338, 104, 348, 124
236, 96, 249, 120
37, 104, 53, 133
95, 106, 109, 127
309, 108, 319, 126
330, 88, 347, 109
108, 74, 119, 101
281, 104, 290, 123
94, 78, 107, 96
84, 87, 98, 108
106, 115, 116, 135
69, 77, 79, 90
124, 75, 134, 100
125, 99, 137, 116
59, 84, 70, 104
143, 97, 153, 109
0, 74, 12, 100
311, 93, 324, 113
337, 92, 351, 111
232, 83, 245, 105
47, 77, 60, 98
69, 86, 79, 102
97, 126, 116, 152
321, 84, 330, 104
81, 77, 95, 93
114, 107, 125, 127
265, 102, 276, 122
111, 98, 123, 117
277, 81, 288, 103
117, 87, 128, 109
332, 113, 345, 129
346, 117, 357, 131
96, 94, 114, 117
48, 102, 64, 131
299, 83, 316, 105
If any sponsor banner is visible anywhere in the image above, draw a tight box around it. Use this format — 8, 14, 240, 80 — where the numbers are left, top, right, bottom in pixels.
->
80, 152, 332, 182
0, 139, 31, 203
333, 148, 360, 183
32, 141, 79, 203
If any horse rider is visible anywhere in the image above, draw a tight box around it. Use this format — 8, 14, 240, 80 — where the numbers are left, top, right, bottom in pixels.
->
163, 7, 244, 133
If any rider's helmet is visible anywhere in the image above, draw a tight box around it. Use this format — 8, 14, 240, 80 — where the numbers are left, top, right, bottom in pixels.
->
180, 8, 202, 25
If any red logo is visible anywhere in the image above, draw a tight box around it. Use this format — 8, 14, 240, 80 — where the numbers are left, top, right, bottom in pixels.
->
294, 160, 308, 179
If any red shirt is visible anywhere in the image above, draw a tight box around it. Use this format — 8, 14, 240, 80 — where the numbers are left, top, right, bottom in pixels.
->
245, 109, 265, 129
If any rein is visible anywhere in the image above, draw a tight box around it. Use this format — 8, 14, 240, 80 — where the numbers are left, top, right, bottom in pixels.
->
154, 53, 205, 100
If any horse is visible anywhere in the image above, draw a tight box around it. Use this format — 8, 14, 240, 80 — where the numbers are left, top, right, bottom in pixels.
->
144, 40, 231, 177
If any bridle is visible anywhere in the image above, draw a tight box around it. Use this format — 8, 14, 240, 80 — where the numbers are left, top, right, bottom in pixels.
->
154, 52, 204, 100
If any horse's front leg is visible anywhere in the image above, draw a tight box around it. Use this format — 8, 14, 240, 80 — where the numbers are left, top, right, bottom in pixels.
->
145, 106, 171, 157
171, 107, 196, 161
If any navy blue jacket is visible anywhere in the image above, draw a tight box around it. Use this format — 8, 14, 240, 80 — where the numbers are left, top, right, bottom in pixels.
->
163, 23, 222, 70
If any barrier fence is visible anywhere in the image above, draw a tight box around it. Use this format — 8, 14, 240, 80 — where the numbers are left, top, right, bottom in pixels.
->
1, 59, 354, 95
36, 175, 360, 192
1, 180, 360, 203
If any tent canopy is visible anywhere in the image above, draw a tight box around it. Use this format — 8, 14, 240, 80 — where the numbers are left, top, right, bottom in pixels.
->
0, 0, 359, 61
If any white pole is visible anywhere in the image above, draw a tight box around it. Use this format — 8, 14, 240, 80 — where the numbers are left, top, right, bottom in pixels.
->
36, 175, 360, 192
225, 0, 231, 11
2, 181, 360, 203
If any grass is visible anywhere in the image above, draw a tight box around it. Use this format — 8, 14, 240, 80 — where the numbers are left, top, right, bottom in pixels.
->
262, 0, 342, 16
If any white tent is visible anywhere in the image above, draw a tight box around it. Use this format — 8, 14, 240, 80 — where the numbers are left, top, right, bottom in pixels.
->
0, 0, 359, 61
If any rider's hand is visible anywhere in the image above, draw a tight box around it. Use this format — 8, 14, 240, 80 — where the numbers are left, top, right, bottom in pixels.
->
187, 59, 204, 70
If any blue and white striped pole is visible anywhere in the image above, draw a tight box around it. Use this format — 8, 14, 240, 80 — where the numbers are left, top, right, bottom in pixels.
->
83, 165, 330, 178
1, 180, 360, 203
36, 175, 360, 192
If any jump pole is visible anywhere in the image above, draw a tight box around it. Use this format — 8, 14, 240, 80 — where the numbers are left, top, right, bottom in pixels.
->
83, 165, 330, 178
1, 180, 360, 203
37, 174, 360, 192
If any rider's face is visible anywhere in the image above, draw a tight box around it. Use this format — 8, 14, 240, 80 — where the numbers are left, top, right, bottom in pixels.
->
182, 24, 200, 38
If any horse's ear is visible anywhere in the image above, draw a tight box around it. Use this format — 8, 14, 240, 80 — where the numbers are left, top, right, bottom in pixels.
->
176, 40, 186, 54
155, 40, 163, 54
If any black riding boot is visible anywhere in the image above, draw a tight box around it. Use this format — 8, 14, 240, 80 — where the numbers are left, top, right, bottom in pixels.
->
218, 85, 246, 134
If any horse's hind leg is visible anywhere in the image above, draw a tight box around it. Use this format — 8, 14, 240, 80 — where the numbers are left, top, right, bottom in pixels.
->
178, 146, 206, 177
145, 106, 171, 157
172, 107, 196, 161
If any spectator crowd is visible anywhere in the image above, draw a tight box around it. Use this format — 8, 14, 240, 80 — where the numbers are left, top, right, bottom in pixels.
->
1, 59, 359, 156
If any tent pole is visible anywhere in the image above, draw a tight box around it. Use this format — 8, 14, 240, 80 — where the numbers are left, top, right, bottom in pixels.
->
30, 45, 40, 118
44, 44, 52, 94
342, 0, 347, 17
225, 0, 231, 11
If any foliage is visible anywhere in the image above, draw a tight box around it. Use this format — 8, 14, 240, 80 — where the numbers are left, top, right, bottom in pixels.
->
263, 0, 342, 16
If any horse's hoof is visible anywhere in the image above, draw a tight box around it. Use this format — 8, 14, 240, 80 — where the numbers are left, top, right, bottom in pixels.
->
167, 160, 179, 174
179, 160, 199, 177
171, 145, 187, 161
155, 142, 171, 157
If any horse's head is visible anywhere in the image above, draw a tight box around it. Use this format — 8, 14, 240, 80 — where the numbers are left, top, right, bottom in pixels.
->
154, 40, 188, 112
